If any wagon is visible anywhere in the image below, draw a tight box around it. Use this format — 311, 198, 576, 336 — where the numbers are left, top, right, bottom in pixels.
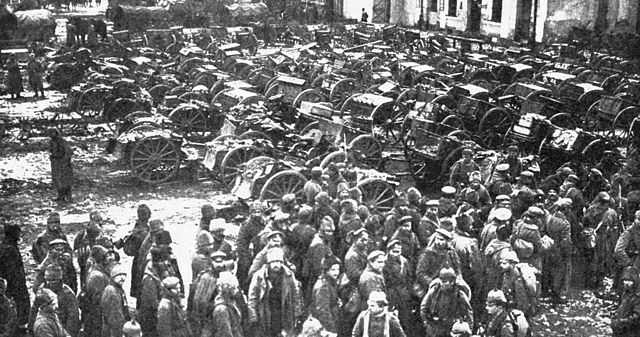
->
584, 95, 640, 144
231, 154, 398, 215
201, 136, 267, 188
211, 86, 265, 111
264, 75, 325, 107
112, 5, 170, 33
13, 9, 56, 42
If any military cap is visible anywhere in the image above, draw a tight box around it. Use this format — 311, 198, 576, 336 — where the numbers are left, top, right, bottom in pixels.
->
386, 239, 402, 249
162, 276, 181, 289
441, 186, 456, 195
486, 289, 507, 305
495, 163, 510, 172
494, 208, 512, 221
435, 228, 453, 240
210, 251, 227, 261
495, 195, 511, 202
425, 199, 440, 207
367, 250, 386, 262
399, 215, 413, 224
439, 267, 456, 281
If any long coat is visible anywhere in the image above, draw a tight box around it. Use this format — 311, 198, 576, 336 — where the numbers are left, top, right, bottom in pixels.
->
49, 132, 73, 191
415, 246, 461, 290
139, 264, 165, 336
100, 283, 130, 337
5, 58, 22, 94
33, 311, 70, 337
30, 284, 80, 337
124, 220, 149, 298
247, 265, 303, 336
358, 265, 386, 310
157, 294, 191, 337
420, 279, 474, 337
85, 264, 109, 337
203, 293, 244, 337
311, 274, 340, 333
612, 290, 640, 337
0, 241, 30, 325
0, 294, 17, 337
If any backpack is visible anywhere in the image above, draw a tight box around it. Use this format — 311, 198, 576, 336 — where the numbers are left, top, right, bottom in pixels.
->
513, 225, 534, 259
507, 309, 530, 337
515, 263, 540, 316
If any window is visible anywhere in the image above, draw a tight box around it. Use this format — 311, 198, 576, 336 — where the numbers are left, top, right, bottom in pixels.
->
447, 0, 457, 16
491, 0, 502, 22
429, 0, 438, 11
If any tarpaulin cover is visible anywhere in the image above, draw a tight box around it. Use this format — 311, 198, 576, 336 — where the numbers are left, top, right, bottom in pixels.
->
117, 5, 169, 20
224, 1, 268, 18
14, 9, 55, 30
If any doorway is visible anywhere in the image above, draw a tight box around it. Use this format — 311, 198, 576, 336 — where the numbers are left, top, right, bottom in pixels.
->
467, 0, 481, 33
514, 0, 532, 41
372, 0, 390, 23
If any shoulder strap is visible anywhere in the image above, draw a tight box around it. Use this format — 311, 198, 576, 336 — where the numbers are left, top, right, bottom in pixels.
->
508, 311, 519, 334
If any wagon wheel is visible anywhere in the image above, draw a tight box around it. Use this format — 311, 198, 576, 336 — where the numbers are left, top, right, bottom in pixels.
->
478, 107, 513, 148
238, 64, 256, 79
220, 145, 261, 188
259, 170, 307, 205
349, 134, 383, 169
50, 64, 83, 90
549, 113, 577, 129
300, 121, 320, 135
179, 57, 206, 74
447, 130, 473, 141
329, 78, 358, 108
320, 150, 356, 169
124, 111, 155, 121
438, 115, 464, 135
395, 88, 417, 112
441, 146, 465, 177
193, 73, 219, 88
429, 95, 457, 122
611, 107, 640, 145
50, 113, 89, 137
129, 136, 181, 184
168, 106, 212, 142
357, 178, 396, 214
211, 88, 233, 107
311, 74, 329, 88
264, 83, 281, 98
403, 143, 438, 184
293, 89, 326, 108
398, 68, 414, 87
577, 90, 604, 113
238, 130, 273, 143
212, 134, 239, 142
371, 102, 406, 144
238, 95, 265, 107
247, 68, 265, 86
104, 99, 148, 122
148, 84, 171, 104
127, 121, 163, 133
583, 100, 607, 133
602, 74, 624, 94
76, 87, 110, 120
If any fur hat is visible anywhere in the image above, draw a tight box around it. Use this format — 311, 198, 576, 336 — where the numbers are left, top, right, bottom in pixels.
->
319, 216, 335, 231
47, 212, 61, 224
91, 245, 109, 264
266, 247, 285, 263
486, 289, 507, 305
321, 255, 341, 271
439, 267, 456, 281
162, 276, 181, 289
367, 291, 388, 305
201, 204, 216, 218
367, 250, 386, 262
89, 210, 103, 223
137, 204, 151, 218
149, 219, 164, 233
156, 230, 173, 245
151, 247, 169, 263
494, 208, 512, 221
36, 288, 57, 305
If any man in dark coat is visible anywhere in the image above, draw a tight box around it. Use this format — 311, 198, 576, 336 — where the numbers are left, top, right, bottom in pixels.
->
33, 289, 70, 337
29, 266, 79, 337
237, 202, 267, 291
449, 148, 480, 190
101, 264, 130, 337
314, 192, 340, 231
615, 210, 640, 271
157, 277, 190, 337
311, 255, 341, 335
33, 212, 68, 264
611, 266, 640, 337
304, 167, 324, 206
541, 199, 573, 304
34, 239, 77, 294
0, 277, 17, 337
48, 128, 74, 202
191, 251, 228, 336
383, 240, 415, 336
340, 229, 371, 336
0, 223, 30, 328
204, 271, 245, 337
73, 211, 104, 291
352, 291, 406, 337
304, 216, 335, 300
358, 250, 387, 310
417, 200, 440, 247
247, 247, 304, 337
114, 204, 151, 298
84, 246, 111, 337
26, 53, 45, 98
438, 186, 458, 218
420, 268, 473, 337
415, 229, 461, 296
288, 206, 316, 291
139, 248, 169, 337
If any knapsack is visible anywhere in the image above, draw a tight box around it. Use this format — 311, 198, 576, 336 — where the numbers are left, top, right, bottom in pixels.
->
507, 309, 530, 337
515, 263, 540, 316
513, 225, 534, 259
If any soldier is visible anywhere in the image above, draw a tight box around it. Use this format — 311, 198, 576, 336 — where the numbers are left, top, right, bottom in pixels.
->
314, 192, 340, 231
191, 251, 228, 336
451, 213, 482, 313
341, 228, 371, 335
352, 292, 406, 337
139, 248, 169, 337
101, 264, 130, 337
211, 222, 234, 260
439, 186, 458, 218
33, 212, 68, 264
510, 207, 544, 270
0, 223, 30, 329
582, 192, 619, 292
615, 210, 640, 272
417, 200, 440, 247
237, 201, 267, 291
415, 229, 461, 297
611, 266, 640, 337
338, 199, 363, 259
33, 289, 70, 337
34, 239, 77, 294
500, 251, 536, 318
541, 198, 572, 305
304, 167, 324, 206
30, 266, 80, 337
487, 164, 513, 198
247, 247, 304, 337
420, 268, 473, 337
204, 271, 245, 337
311, 255, 341, 335
136, 219, 166, 295
114, 204, 151, 298
500, 145, 523, 182
449, 148, 480, 190
383, 240, 415, 335
157, 277, 190, 337
0, 277, 17, 337
481, 208, 512, 252
26, 53, 45, 98
84, 246, 111, 337
305, 217, 336, 298
482, 289, 529, 337
389, 216, 421, 266
196, 204, 216, 251
482, 226, 514, 302
288, 206, 317, 289
48, 128, 74, 203
74, 211, 104, 290
358, 250, 387, 310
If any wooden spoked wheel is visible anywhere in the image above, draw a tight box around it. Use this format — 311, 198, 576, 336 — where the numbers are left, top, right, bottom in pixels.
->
77, 87, 110, 119
349, 134, 383, 170
168, 106, 212, 142
220, 145, 261, 188
259, 170, 307, 205
129, 136, 181, 184
357, 178, 396, 214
